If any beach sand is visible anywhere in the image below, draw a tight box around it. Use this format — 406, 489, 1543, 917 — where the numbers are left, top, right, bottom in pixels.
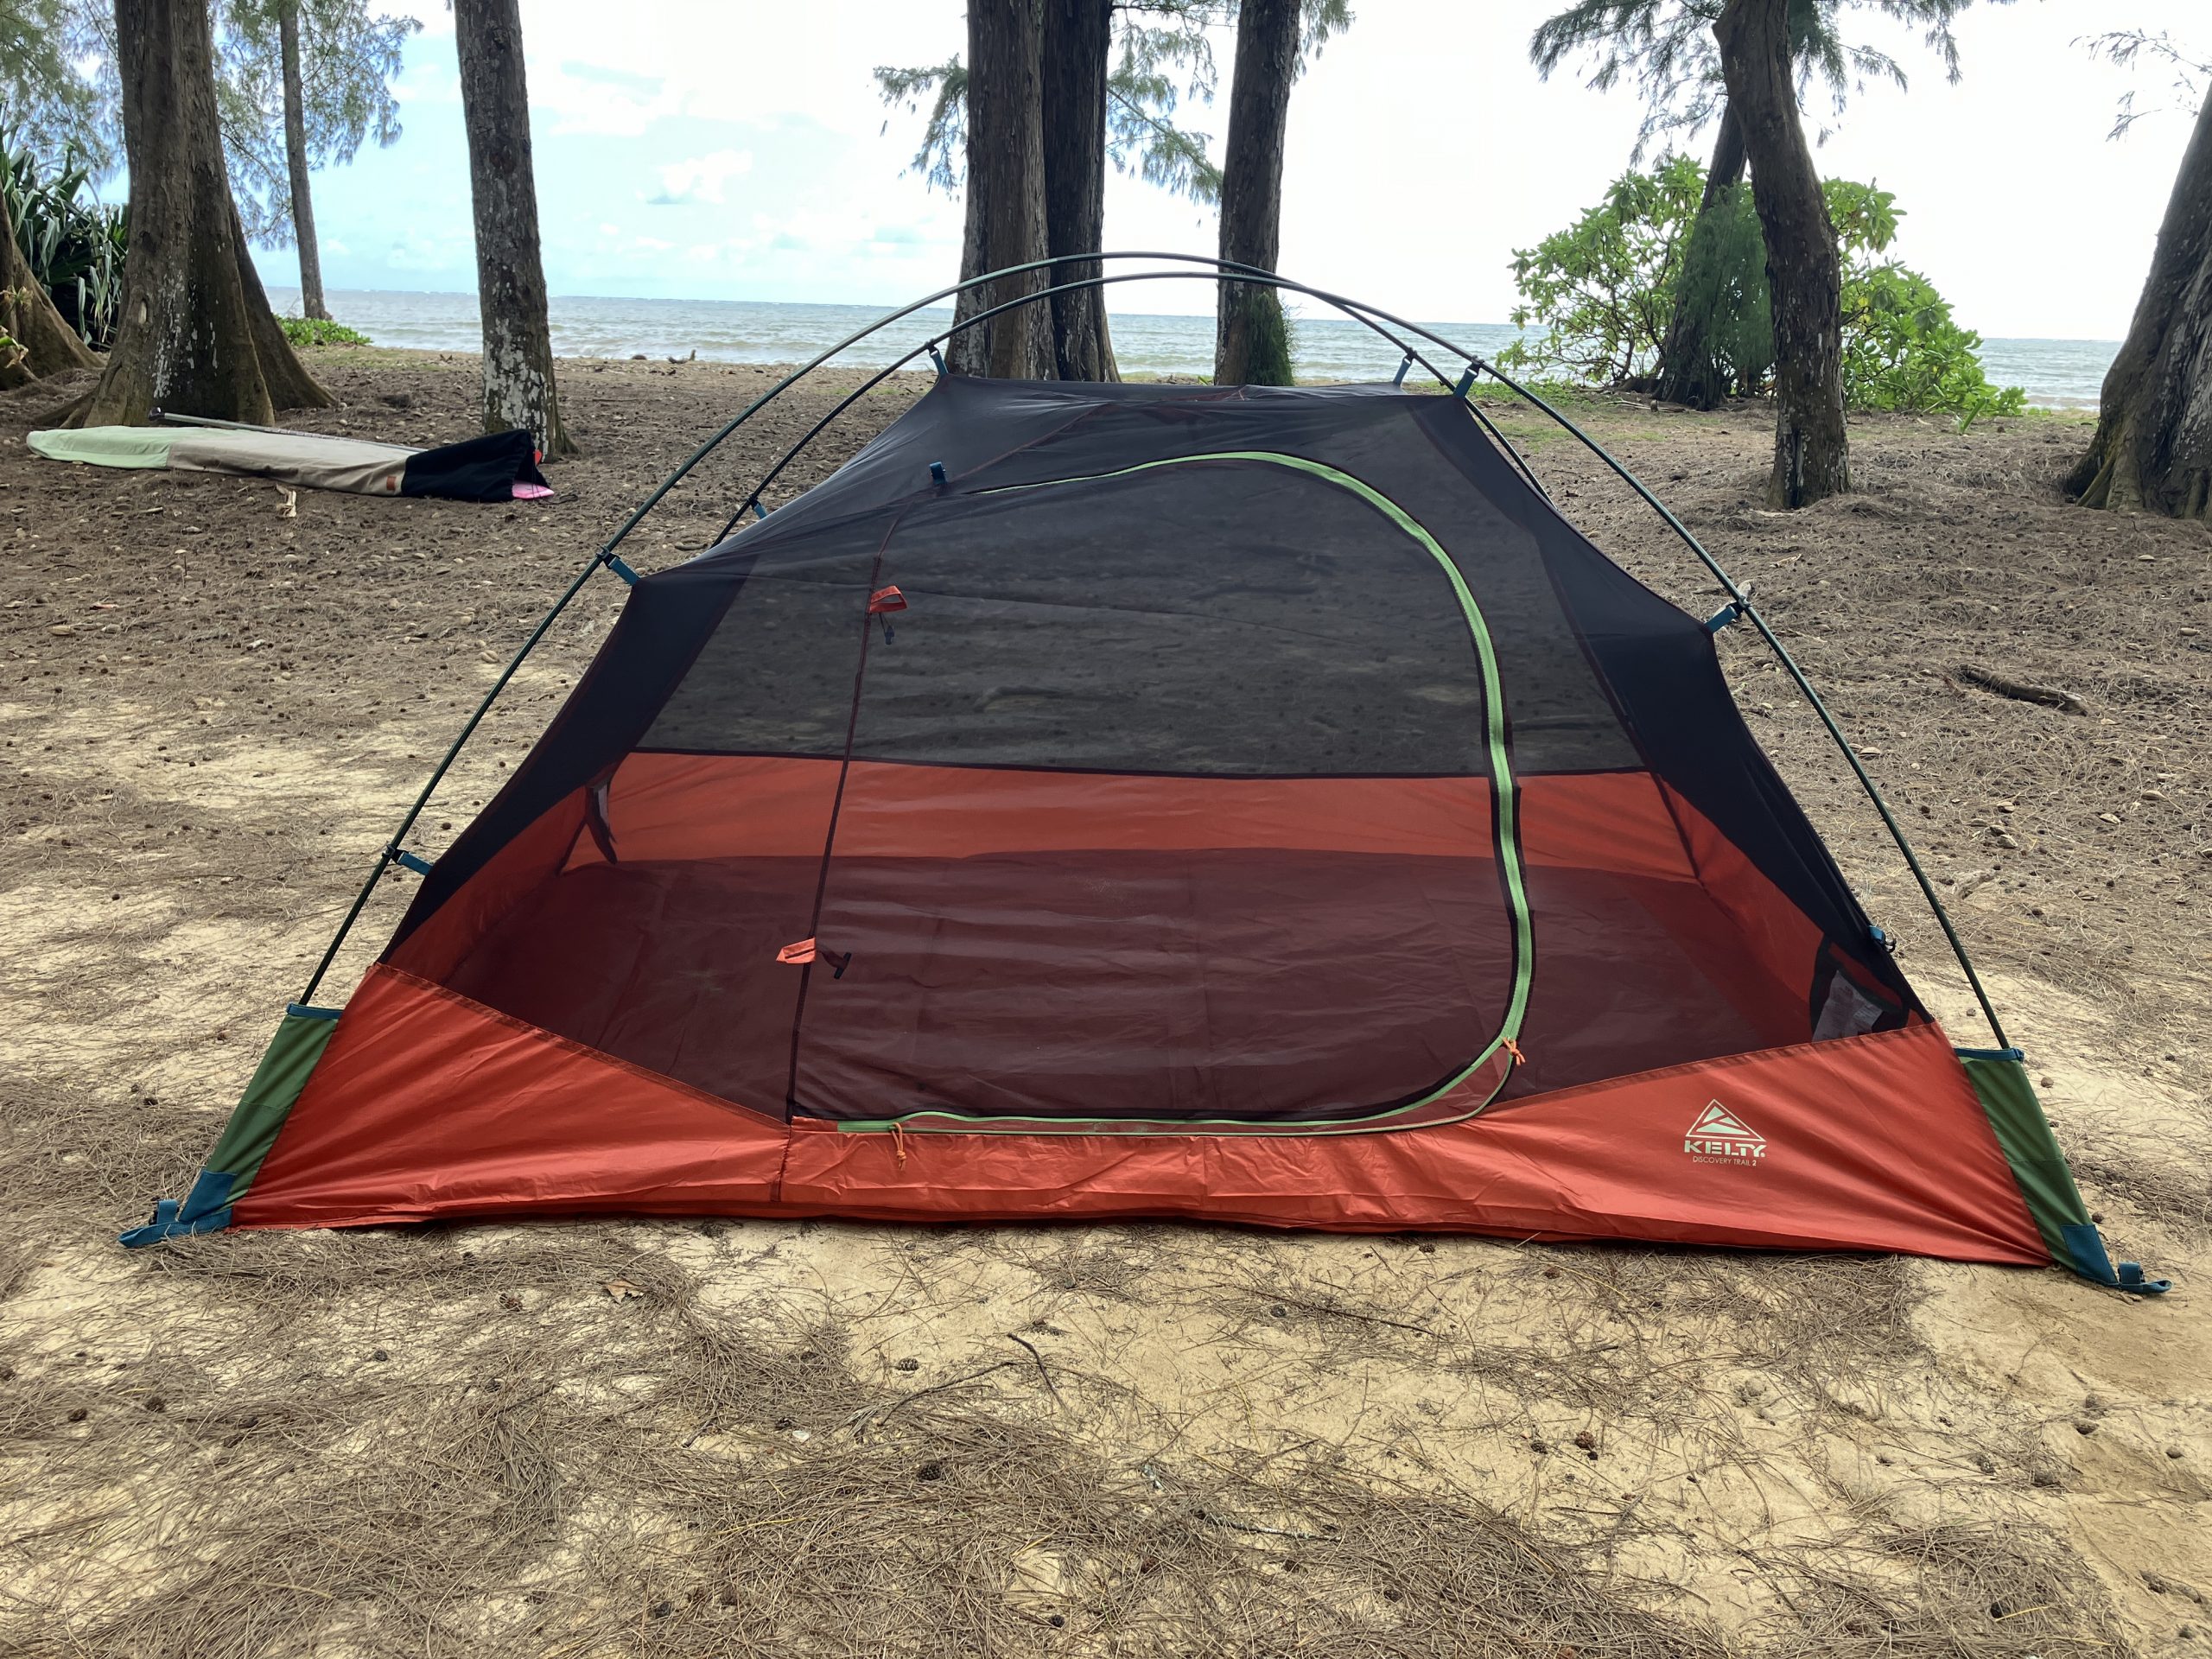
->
1, 345, 2205, 1655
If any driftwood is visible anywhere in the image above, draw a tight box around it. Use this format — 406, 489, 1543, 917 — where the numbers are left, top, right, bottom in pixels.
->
1957, 664, 2088, 715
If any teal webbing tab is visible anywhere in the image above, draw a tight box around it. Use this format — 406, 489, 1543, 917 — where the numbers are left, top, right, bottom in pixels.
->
389, 848, 433, 876
601, 554, 639, 586
1454, 365, 1478, 398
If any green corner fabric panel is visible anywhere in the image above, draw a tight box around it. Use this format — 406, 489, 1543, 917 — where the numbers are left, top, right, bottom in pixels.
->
119, 1005, 340, 1247
1961, 1052, 2092, 1268
204, 1007, 342, 1200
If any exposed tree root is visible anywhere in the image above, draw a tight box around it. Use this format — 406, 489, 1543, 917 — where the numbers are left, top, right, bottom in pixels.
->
1957, 664, 2088, 715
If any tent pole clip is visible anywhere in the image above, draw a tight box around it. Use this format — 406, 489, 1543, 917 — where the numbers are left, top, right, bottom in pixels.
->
1705, 584, 1757, 632
868, 584, 907, 644
1453, 365, 1478, 399
597, 551, 640, 586
384, 843, 434, 877
777, 938, 853, 977
751, 500, 768, 521
927, 345, 948, 377
1392, 355, 1413, 388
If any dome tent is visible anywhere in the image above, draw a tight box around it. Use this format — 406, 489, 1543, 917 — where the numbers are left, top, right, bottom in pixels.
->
121, 257, 2160, 1291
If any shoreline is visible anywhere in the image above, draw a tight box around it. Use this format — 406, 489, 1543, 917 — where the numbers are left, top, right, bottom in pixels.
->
260, 285, 2119, 410
275, 340, 2105, 418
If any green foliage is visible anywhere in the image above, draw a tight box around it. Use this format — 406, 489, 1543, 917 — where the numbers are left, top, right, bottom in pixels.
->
873, 58, 968, 194
1840, 264, 2024, 422
1497, 152, 1706, 385
1528, 0, 1991, 156
0, 128, 125, 348
1503, 157, 2024, 417
0, 0, 116, 172
1669, 179, 1770, 396
280, 315, 370, 346
215, 0, 418, 247
874, 1, 1353, 210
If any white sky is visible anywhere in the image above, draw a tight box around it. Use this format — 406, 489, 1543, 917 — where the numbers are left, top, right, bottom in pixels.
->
291, 0, 2203, 340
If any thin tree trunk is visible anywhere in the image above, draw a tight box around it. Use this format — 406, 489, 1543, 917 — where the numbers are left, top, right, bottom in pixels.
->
1215, 0, 1298, 387
1040, 0, 1116, 382
1650, 102, 1745, 408
279, 0, 328, 321
1716, 0, 1847, 507
0, 188, 99, 389
949, 0, 1054, 379
454, 0, 573, 456
2068, 94, 2212, 518
76, 0, 328, 425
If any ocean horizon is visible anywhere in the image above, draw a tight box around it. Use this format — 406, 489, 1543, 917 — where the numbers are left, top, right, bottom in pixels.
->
271, 288, 2117, 410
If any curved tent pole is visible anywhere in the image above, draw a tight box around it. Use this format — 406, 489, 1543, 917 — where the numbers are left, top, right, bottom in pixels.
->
297, 251, 2010, 1055
299, 251, 1541, 1004
1459, 355, 2011, 1050
711, 265, 1530, 544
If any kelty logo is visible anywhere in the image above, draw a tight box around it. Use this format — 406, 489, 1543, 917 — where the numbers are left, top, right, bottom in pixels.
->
1684, 1101, 1767, 1165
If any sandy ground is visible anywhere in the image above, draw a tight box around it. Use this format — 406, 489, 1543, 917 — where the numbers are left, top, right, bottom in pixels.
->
0, 344, 2206, 1656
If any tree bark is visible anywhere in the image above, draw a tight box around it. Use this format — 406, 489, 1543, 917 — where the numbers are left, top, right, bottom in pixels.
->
1650, 101, 1746, 409
279, 0, 328, 321
0, 188, 99, 389
1039, 0, 1116, 382
949, 0, 1054, 379
1215, 0, 1299, 387
76, 0, 329, 425
1715, 0, 1847, 507
454, 0, 573, 455
2068, 94, 2212, 518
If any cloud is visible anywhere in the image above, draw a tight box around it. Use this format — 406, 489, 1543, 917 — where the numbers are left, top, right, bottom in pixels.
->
646, 148, 754, 207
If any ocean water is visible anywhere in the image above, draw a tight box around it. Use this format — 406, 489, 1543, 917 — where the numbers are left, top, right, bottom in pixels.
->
274, 288, 2114, 410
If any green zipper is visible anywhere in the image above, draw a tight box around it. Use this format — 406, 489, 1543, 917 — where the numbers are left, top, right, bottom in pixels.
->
834, 450, 1533, 1136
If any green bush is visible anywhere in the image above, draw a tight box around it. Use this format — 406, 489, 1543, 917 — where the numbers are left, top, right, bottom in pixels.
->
1, 130, 127, 351
1503, 158, 2022, 419
281, 316, 371, 347
1498, 153, 1705, 385
1841, 264, 2024, 424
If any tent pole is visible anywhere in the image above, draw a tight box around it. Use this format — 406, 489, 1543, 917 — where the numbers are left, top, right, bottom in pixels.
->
1462, 358, 2011, 1052
713, 267, 1484, 545
293, 251, 2005, 1053
296, 551, 608, 1005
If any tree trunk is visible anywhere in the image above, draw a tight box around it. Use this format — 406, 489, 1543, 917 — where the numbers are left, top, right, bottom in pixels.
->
75, 0, 329, 426
949, 0, 1054, 379
1215, 0, 1299, 387
1715, 0, 1847, 507
279, 0, 328, 321
1039, 0, 1116, 382
0, 188, 99, 390
2068, 94, 2212, 518
454, 0, 573, 456
1650, 102, 1746, 409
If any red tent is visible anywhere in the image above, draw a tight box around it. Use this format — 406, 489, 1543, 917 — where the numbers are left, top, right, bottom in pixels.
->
121, 343, 2154, 1291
